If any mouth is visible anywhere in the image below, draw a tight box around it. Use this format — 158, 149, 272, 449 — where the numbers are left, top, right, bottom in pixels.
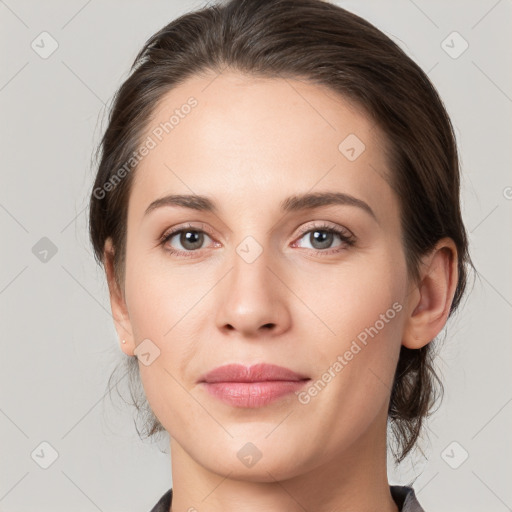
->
199, 363, 311, 408
199, 362, 310, 383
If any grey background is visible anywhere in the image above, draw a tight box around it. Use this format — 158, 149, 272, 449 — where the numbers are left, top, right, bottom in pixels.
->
1, 0, 511, 511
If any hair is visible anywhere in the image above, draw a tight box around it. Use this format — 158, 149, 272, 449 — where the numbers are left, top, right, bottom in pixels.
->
89, 0, 474, 464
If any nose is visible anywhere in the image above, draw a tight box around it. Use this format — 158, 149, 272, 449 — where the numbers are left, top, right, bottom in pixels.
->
215, 246, 291, 338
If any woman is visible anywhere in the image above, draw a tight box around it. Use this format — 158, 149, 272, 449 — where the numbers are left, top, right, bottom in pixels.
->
88, 0, 473, 510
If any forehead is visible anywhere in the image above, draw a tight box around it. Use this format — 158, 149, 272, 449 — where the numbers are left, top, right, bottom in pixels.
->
129, 70, 395, 223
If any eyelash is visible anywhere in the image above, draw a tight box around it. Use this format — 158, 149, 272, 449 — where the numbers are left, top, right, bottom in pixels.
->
159, 222, 356, 258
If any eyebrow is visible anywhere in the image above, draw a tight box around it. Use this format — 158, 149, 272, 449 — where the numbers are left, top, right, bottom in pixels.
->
144, 191, 377, 221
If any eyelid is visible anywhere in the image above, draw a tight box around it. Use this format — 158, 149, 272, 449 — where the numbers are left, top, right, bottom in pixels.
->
294, 220, 354, 239
159, 222, 216, 242
159, 220, 353, 242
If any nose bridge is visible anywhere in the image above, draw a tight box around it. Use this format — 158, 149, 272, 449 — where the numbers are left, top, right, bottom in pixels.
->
230, 236, 275, 305
214, 232, 290, 335
228, 213, 275, 285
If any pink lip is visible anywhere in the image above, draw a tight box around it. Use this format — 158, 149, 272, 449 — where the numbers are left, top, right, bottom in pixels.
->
199, 363, 310, 408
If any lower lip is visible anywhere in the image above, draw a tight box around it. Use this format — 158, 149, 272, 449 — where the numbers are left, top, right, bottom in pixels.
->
201, 380, 309, 408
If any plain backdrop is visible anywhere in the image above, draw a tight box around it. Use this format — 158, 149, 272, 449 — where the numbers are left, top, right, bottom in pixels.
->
1, 1, 511, 511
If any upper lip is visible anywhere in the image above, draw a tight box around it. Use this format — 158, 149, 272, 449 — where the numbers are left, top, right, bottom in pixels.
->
199, 363, 310, 383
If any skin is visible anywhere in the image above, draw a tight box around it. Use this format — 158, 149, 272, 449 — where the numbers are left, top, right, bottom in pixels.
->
103, 70, 458, 512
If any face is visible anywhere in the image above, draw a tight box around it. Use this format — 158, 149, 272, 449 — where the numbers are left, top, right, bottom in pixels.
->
116, 71, 413, 481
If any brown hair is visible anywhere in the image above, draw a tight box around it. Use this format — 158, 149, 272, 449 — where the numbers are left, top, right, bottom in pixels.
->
89, 0, 474, 464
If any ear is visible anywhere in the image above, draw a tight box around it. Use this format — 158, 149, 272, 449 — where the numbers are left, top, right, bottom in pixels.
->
402, 237, 459, 349
103, 237, 135, 356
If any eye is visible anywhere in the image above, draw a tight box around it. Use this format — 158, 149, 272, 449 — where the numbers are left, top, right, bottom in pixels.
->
159, 223, 216, 257
159, 221, 356, 258
292, 222, 355, 255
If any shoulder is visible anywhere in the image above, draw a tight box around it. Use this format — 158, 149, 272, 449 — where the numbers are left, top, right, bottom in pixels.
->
149, 488, 173, 512
390, 485, 426, 512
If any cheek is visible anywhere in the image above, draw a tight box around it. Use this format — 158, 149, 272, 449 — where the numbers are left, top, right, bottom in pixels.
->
124, 248, 204, 341
296, 254, 405, 345
123, 256, 206, 433
289, 257, 405, 446
293, 249, 407, 412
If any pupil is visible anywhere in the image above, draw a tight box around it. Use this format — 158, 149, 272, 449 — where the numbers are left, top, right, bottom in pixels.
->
182, 231, 203, 249
312, 230, 332, 249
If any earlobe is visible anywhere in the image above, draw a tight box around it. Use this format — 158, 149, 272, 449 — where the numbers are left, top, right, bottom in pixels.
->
103, 237, 135, 356
402, 238, 459, 349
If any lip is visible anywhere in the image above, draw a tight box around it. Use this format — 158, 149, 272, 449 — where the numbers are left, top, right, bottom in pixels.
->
199, 363, 310, 408
199, 363, 309, 383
